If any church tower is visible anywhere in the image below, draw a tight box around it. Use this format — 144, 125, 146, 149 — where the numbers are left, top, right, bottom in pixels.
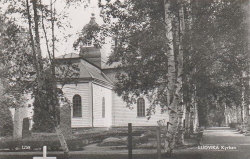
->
77, 13, 107, 68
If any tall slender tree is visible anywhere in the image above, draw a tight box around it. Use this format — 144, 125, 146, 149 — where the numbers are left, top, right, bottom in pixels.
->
2, 0, 89, 156
98, 0, 250, 155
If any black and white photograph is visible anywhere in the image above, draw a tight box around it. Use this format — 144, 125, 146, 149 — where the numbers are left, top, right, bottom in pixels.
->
0, 0, 250, 158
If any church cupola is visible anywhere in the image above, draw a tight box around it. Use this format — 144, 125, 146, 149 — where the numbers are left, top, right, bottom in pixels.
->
74, 13, 103, 68
78, 13, 99, 47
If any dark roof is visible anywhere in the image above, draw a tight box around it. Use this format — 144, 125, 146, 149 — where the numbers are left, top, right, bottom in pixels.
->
56, 53, 113, 85
79, 61, 113, 84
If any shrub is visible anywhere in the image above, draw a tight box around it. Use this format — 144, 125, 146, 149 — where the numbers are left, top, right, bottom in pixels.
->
133, 135, 149, 145
74, 132, 109, 144
97, 137, 127, 146
32, 76, 60, 133
0, 104, 13, 137
229, 123, 240, 129
0, 134, 86, 151
44, 140, 61, 151
27, 139, 43, 150
0, 137, 19, 151
67, 138, 85, 150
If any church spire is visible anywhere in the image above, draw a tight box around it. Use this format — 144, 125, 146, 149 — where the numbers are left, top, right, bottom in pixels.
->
90, 0, 97, 23
89, 13, 96, 24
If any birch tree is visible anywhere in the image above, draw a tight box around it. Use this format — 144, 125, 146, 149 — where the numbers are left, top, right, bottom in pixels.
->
0, 12, 32, 137
98, 0, 250, 156
2, 0, 89, 156
98, 0, 187, 156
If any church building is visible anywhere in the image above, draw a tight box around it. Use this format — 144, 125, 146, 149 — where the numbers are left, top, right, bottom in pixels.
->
8, 14, 169, 133
56, 52, 167, 128
54, 14, 168, 128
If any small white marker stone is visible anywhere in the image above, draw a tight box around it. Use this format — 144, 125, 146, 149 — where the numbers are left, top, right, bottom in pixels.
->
43, 146, 47, 157
33, 146, 57, 159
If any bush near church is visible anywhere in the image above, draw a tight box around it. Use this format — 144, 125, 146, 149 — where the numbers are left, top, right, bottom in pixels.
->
0, 131, 112, 151
0, 104, 13, 137
230, 123, 242, 129
31, 73, 61, 133
0, 135, 85, 151
0, 127, 156, 151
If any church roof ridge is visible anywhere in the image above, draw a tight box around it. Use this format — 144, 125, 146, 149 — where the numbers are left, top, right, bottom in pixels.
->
56, 54, 114, 85
56, 53, 80, 59
80, 60, 113, 85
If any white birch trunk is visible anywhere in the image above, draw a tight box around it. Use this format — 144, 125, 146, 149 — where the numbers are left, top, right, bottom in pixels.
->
242, 73, 245, 124
176, 0, 185, 145
164, 0, 187, 155
164, 0, 177, 156
185, 104, 191, 136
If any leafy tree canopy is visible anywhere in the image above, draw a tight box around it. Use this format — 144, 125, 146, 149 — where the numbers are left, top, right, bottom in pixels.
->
97, 0, 249, 121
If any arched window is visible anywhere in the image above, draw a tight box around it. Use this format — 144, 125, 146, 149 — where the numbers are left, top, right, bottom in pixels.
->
73, 94, 82, 117
137, 98, 145, 117
102, 97, 105, 118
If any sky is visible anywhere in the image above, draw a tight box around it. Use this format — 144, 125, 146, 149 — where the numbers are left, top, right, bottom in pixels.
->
1, 0, 104, 58
42, 0, 104, 57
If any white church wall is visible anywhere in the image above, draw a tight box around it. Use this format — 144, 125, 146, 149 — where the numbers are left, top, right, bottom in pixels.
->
112, 92, 169, 127
59, 83, 91, 127
92, 83, 112, 127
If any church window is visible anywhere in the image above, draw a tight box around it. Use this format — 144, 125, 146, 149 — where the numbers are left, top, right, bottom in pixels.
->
102, 97, 105, 118
137, 98, 145, 117
73, 94, 82, 117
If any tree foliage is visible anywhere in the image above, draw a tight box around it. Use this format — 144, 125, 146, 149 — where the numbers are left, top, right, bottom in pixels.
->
98, 0, 250, 126
0, 13, 33, 136
1, 0, 88, 156
99, 0, 169, 108
0, 103, 13, 136
187, 0, 249, 126
1, 0, 87, 133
